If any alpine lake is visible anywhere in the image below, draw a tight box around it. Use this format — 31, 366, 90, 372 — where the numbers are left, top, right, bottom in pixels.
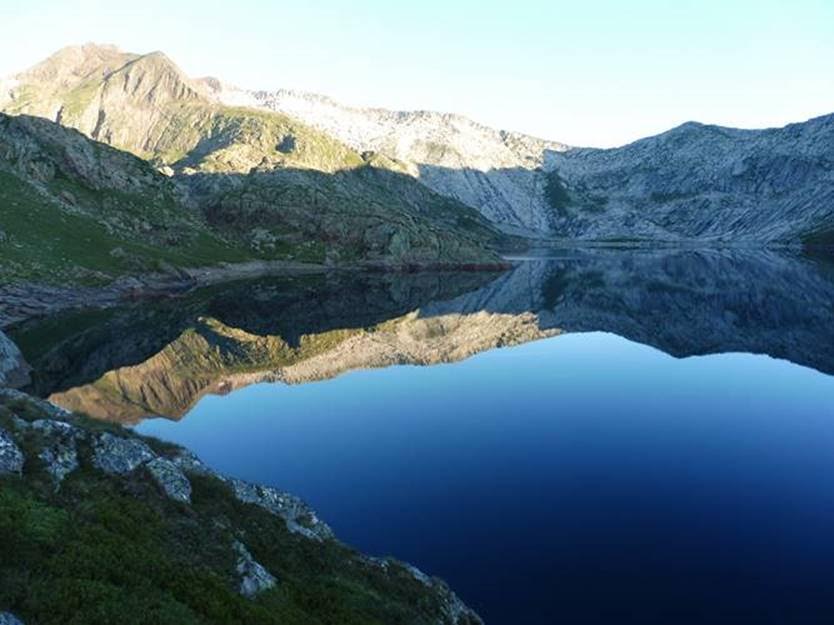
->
13, 247, 834, 625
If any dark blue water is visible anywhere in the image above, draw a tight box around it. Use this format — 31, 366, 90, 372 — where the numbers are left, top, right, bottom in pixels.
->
137, 331, 834, 625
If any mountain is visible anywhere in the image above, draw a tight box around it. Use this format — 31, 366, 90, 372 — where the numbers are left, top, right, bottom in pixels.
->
209, 85, 834, 244
0, 112, 257, 285
0, 45, 504, 285
546, 116, 834, 243
210, 85, 569, 233
3, 43, 832, 257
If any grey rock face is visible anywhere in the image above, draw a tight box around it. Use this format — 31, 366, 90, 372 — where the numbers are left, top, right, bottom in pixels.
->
31, 419, 81, 485
0, 331, 31, 388
229, 478, 334, 541
0, 612, 24, 625
145, 457, 192, 503
0, 427, 24, 475
234, 541, 277, 598
92, 432, 155, 475
546, 115, 834, 242
217, 86, 567, 233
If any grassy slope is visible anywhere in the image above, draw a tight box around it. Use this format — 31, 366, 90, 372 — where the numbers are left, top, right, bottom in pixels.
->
0, 395, 475, 625
0, 171, 253, 285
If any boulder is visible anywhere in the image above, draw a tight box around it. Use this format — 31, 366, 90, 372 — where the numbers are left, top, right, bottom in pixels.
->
0, 427, 24, 475
146, 457, 192, 503
0, 331, 30, 388
92, 432, 155, 475
234, 541, 277, 598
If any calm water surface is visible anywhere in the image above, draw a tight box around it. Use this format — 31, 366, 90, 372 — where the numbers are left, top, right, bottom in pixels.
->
20, 248, 834, 624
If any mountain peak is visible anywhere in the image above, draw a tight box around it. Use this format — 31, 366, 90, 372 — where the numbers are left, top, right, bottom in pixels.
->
19, 43, 138, 86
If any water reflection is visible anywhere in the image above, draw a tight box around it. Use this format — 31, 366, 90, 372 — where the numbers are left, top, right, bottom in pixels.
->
13, 248, 834, 422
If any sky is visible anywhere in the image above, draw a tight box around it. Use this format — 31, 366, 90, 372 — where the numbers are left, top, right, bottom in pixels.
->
1, 0, 832, 147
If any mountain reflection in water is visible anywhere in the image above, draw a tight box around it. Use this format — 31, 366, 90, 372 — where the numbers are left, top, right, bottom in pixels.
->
12, 247, 834, 422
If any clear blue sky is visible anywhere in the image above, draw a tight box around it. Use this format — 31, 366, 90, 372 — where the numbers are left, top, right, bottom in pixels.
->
2, 0, 832, 147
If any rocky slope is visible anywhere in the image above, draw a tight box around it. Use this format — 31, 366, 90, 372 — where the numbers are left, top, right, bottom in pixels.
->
5, 43, 831, 244
212, 87, 834, 244
0, 112, 264, 284
0, 374, 482, 625
546, 115, 834, 242
0, 45, 504, 281
212, 85, 568, 233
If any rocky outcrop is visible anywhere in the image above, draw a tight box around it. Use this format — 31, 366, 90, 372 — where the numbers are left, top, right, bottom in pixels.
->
145, 456, 192, 503
92, 432, 155, 475
360, 556, 483, 625
0, 331, 30, 388
0, 427, 24, 475
228, 479, 334, 541
0, 613, 24, 625
234, 541, 278, 598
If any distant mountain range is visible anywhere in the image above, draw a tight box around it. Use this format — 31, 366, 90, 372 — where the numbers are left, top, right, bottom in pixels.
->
0, 43, 832, 286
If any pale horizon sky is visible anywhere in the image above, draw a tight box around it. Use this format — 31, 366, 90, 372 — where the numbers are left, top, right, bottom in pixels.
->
1, 0, 832, 148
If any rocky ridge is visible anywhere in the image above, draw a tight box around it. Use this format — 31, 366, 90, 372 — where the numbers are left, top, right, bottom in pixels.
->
211, 85, 569, 232
5, 43, 832, 243
547, 115, 834, 242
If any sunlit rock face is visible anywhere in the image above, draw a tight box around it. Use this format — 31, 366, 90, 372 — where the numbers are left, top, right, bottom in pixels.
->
14, 248, 834, 425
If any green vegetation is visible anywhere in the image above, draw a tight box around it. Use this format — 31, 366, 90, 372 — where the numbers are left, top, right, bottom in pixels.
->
0, 172, 251, 284
0, 396, 474, 625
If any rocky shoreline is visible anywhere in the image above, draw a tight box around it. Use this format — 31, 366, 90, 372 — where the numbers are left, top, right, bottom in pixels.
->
0, 334, 483, 624
0, 259, 512, 329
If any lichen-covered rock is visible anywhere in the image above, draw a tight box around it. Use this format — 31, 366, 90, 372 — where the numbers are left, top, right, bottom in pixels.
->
170, 449, 217, 477
0, 612, 25, 625
229, 478, 334, 541
0, 427, 24, 475
32, 420, 81, 485
146, 457, 192, 503
234, 541, 277, 598
0, 331, 30, 389
92, 432, 155, 475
